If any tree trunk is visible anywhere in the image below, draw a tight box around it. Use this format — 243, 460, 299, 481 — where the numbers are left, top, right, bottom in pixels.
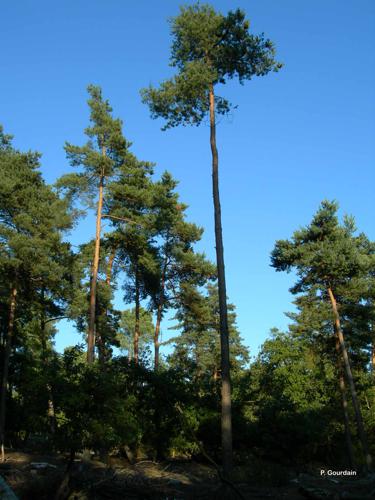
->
154, 305, 162, 370
40, 286, 48, 358
0, 285, 17, 462
154, 258, 167, 370
47, 384, 56, 436
134, 268, 140, 366
334, 335, 355, 468
97, 319, 106, 367
209, 83, 233, 475
39, 293, 57, 437
106, 245, 117, 286
87, 173, 105, 363
328, 287, 372, 471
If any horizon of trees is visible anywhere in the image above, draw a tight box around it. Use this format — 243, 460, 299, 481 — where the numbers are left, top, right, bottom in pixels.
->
0, 2, 374, 488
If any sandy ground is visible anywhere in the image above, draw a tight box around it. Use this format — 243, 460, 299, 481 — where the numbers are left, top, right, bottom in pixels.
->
0, 449, 374, 499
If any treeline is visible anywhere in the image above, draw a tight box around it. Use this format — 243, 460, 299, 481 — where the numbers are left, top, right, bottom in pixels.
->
0, 1, 374, 481
1, 114, 375, 474
0, 87, 250, 463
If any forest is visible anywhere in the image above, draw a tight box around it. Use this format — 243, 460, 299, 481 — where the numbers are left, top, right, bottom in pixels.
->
0, 2, 374, 499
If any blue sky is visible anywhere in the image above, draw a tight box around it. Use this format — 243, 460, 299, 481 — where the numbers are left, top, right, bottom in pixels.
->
1, 1, 374, 358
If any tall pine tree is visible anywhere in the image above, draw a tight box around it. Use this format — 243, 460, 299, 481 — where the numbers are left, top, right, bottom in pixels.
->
271, 200, 374, 471
141, 3, 282, 473
57, 85, 129, 362
0, 126, 72, 460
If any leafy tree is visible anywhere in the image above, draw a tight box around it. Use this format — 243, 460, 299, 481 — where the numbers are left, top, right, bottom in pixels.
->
65, 239, 119, 362
248, 330, 339, 463
58, 85, 129, 363
53, 348, 141, 460
168, 282, 249, 383
117, 307, 154, 363
95, 278, 121, 365
119, 232, 158, 365
141, 3, 282, 473
271, 200, 375, 470
107, 153, 157, 365
286, 285, 375, 467
149, 172, 215, 369
0, 126, 72, 460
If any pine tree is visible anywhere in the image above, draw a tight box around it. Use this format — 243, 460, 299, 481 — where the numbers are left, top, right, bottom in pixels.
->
0, 126, 72, 460
119, 228, 159, 365
271, 200, 374, 471
249, 329, 338, 462
117, 307, 154, 363
107, 153, 157, 365
57, 85, 129, 363
65, 238, 121, 364
149, 172, 215, 369
141, 3, 281, 473
168, 282, 249, 382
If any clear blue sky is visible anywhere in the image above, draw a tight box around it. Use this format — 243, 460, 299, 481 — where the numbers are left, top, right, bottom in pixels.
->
1, 1, 374, 357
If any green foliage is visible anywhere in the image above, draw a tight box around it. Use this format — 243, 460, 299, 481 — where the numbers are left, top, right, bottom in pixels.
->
117, 307, 154, 360
0, 126, 73, 356
145, 171, 216, 335
0, 138, 71, 277
1, 21, 374, 473
270, 201, 375, 465
271, 200, 375, 367
245, 331, 341, 463
141, 3, 282, 129
56, 85, 130, 212
168, 282, 249, 381
271, 200, 375, 294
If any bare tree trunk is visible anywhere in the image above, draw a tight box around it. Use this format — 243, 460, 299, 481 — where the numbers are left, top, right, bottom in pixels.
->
47, 384, 56, 436
369, 319, 375, 375
134, 268, 140, 365
334, 335, 355, 468
328, 287, 372, 471
154, 305, 162, 370
39, 292, 57, 437
209, 83, 233, 475
0, 285, 17, 462
97, 319, 106, 367
106, 245, 117, 286
154, 258, 167, 371
87, 173, 105, 363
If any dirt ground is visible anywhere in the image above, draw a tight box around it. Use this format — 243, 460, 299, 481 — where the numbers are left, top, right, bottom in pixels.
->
1, 450, 374, 499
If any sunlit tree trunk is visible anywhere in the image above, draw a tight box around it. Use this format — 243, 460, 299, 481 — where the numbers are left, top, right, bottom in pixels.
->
154, 258, 167, 370
154, 305, 162, 370
209, 83, 233, 475
106, 245, 117, 286
328, 287, 372, 471
134, 267, 140, 365
40, 289, 57, 436
0, 285, 17, 462
334, 334, 355, 468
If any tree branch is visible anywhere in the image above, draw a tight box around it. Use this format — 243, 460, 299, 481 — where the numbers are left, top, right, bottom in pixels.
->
102, 214, 143, 226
